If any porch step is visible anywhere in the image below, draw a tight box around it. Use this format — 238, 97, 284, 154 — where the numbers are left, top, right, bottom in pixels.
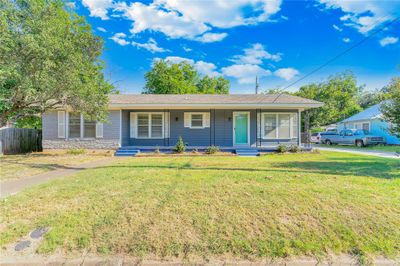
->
114, 148, 140, 157
235, 148, 259, 157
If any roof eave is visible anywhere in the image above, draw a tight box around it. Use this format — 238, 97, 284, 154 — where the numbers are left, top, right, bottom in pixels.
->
108, 102, 324, 110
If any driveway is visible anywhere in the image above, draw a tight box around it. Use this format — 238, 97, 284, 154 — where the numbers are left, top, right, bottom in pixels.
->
316, 146, 400, 159
0, 157, 122, 199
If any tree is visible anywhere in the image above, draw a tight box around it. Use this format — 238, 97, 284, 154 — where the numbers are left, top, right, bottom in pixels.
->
0, 0, 114, 127
295, 72, 363, 129
381, 77, 400, 136
357, 88, 390, 109
143, 60, 229, 94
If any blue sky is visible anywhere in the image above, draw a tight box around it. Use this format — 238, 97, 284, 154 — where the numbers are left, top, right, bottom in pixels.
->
70, 0, 400, 94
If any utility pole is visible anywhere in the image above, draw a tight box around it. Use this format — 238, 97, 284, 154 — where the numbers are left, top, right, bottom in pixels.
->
255, 76, 259, 94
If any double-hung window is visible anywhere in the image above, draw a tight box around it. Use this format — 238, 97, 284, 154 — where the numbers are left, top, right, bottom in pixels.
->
191, 113, 204, 128
69, 112, 81, 138
263, 113, 293, 139
137, 113, 164, 138
68, 112, 99, 139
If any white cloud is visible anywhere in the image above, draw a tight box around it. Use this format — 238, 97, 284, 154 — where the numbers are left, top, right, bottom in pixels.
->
157, 0, 282, 28
111, 0, 282, 42
65, 2, 76, 9
380, 36, 399, 47
281, 15, 288, 20
231, 43, 281, 65
182, 46, 192, 52
132, 38, 170, 53
274, 68, 299, 81
195, 32, 228, 43
193, 61, 220, 77
82, 0, 113, 20
161, 56, 220, 77
318, 0, 400, 35
114, 2, 210, 39
109, 32, 130, 46
333, 24, 342, 32
97, 27, 107, 32
343, 37, 350, 43
222, 64, 271, 84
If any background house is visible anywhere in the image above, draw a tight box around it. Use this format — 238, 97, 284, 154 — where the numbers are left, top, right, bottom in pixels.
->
337, 102, 400, 145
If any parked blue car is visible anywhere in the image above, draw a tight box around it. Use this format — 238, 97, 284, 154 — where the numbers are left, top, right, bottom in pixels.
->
322, 129, 386, 147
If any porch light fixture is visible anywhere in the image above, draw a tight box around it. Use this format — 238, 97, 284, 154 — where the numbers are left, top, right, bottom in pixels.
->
175, 117, 179, 121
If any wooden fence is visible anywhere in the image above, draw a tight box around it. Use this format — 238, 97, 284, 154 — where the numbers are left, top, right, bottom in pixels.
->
0, 128, 42, 155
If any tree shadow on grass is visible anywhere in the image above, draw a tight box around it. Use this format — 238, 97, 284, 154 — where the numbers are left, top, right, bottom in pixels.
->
98, 156, 399, 179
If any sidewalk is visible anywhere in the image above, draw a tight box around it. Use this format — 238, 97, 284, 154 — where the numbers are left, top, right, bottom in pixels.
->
316, 146, 400, 159
0, 157, 122, 199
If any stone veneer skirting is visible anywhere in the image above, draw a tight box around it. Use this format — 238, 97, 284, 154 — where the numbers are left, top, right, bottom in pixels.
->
43, 139, 120, 149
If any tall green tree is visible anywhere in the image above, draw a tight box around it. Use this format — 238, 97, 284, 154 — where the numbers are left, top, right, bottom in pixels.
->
0, 0, 114, 127
143, 60, 229, 94
381, 77, 400, 136
295, 72, 363, 129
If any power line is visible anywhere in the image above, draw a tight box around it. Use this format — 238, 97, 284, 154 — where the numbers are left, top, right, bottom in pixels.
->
282, 16, 400, 91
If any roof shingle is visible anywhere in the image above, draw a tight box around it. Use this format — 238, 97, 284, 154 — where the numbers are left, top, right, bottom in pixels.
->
109, 94, 322, 105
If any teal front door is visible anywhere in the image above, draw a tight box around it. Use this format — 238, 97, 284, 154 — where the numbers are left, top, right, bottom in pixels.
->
234, 112, 249, 145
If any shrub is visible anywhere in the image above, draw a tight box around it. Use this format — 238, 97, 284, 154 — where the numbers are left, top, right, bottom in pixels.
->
191, 148, 199, 154
276, 145, 287, 153
154, 146, 160, 154
66, 148, 85, 155
174, 136, 186, 153
289, 145, 301, 153
206, 145, 220, 154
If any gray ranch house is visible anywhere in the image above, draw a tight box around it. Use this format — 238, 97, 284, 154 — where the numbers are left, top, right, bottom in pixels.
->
42, 94, 322, 154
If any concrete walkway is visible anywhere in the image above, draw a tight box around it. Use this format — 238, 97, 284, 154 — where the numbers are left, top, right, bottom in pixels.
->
0, 157, 122, 199
316, 146, 400, 159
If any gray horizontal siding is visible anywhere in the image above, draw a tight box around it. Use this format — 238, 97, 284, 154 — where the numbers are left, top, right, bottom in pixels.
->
122, 109, 299, 147
42, 110, 120, 141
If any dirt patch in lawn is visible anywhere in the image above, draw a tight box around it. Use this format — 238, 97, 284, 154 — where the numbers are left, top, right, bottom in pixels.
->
0, 150, 114, 181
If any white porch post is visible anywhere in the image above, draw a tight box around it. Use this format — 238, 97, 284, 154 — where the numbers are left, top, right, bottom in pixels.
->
298, 109, 302, 147
119, 109, 122, 147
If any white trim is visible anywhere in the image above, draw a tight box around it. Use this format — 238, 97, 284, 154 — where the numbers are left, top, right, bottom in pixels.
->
57, 111, 66, 138
262, 112, 295, 140
96, 122, 103, 138
109, 103, 323, 109
298, 110, 301, 146
233, 111, 250, 146
135, 112, 164, 139
119, 110, 122, 147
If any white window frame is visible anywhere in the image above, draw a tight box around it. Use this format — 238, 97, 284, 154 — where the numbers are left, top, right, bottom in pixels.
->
262, 113, 294, 140
66, 112, 101, 139
189, 112, 205, 129
353, 121, 370, 131
136, 112, 164, 139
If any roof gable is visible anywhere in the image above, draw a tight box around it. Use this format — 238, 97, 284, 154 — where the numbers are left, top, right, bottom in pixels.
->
342, 103, 383, 122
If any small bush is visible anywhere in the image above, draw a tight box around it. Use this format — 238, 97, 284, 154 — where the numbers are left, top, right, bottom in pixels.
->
174, 136, 186, 153
206, 145, 220, 154
154, 146, 160, 154
66, 148, 85, 155
191, 148, 199, 154
311, 148, 320, 154
289, 145, 301, 153
276, 145, 287, 153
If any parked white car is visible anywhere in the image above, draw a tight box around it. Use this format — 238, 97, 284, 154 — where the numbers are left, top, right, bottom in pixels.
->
310, 132, 322, 144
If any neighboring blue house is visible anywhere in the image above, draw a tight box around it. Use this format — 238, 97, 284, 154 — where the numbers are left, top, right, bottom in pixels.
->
337, 102, 400, 145
42, 94, 323, 154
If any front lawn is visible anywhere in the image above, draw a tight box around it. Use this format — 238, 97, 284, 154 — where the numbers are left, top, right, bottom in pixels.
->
0, 150, 112, 181
316, 144, 400, 153
0, 151, 399, 262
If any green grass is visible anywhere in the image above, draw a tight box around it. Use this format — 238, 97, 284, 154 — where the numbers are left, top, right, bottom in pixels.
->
0, 151, 399, 262
316, 144, 400, 153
